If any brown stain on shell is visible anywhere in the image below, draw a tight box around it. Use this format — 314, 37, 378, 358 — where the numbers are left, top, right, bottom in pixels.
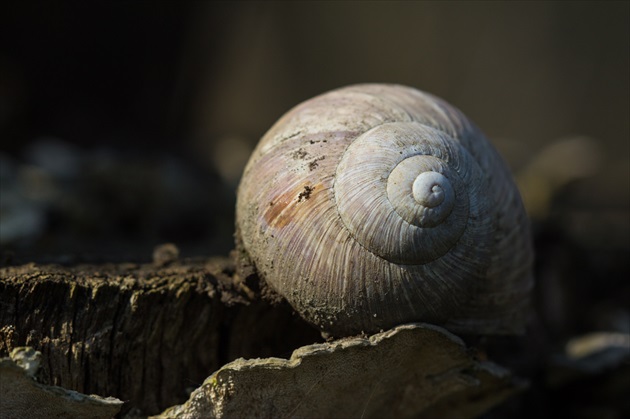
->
264, 183, 321, 229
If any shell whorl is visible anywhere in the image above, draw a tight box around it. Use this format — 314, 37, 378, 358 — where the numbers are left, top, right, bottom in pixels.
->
236, 84, 533, 337
334, 122, 475, 265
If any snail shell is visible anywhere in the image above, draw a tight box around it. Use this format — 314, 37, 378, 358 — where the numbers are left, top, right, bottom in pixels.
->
236, 84, 533, 337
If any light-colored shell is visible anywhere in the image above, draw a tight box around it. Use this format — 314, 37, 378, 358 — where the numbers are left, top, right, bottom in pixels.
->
236, 84, 533, 337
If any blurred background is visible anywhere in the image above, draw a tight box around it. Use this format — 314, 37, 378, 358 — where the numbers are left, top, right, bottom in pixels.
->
0, 2, 628, 415
1, 1, 628, 259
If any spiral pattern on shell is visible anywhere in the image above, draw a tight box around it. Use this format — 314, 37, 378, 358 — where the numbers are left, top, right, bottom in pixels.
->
236, 84, 533, 337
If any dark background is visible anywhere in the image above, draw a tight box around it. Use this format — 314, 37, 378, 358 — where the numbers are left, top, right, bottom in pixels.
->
1, 2, 628, 258
2, 2, 628, 156
0, 2, 628, 416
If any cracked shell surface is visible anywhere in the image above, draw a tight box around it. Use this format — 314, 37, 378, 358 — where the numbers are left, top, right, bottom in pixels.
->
236, 84, 533, 337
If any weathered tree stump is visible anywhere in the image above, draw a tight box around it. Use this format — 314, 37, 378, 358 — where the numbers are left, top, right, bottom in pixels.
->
0, 250, 321, 416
